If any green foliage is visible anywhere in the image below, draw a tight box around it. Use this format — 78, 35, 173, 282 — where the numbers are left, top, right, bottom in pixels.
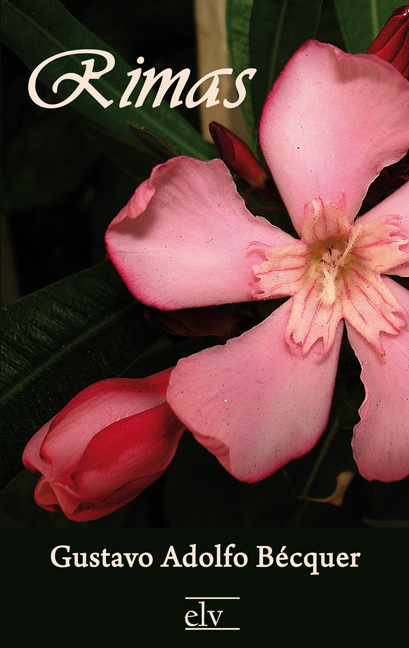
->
79, 120, 161, 181
227, 0, 324, 149
127, 122, 182, 161
249, 0, 323, 127
226, 0, 256, 149
333, 0, 403, 52
1, 262, 160, 486
2, 111, 99, 212
1, 0, 214, 160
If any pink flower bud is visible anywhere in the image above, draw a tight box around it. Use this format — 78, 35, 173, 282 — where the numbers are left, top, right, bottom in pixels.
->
22, 368, 184, 521
209, 121, 280, 200
367, 6, 409, 79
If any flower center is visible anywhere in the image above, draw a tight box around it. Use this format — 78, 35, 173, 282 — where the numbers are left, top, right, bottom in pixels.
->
250, 197, 409, 355
313, 225, 362, 308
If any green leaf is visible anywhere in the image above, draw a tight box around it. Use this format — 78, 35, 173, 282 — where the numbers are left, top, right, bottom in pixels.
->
1, 262, 161, 488
333, 0, 401, 53
249, 0, 323, 126
126, 122, 181, 161
80, 119, 160, 181
2, 110, 99, 212
1, 0, 215, 160
226, 0, 257, 150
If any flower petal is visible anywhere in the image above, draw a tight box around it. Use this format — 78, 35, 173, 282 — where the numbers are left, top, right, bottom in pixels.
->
347, 278, 409, 481
340, 268, 408, 354
357, 181, 409, 277
71, 402, 183, 499
24, 374, 171, 482
250, 239, 310, 299
286, 283, 344, 354
259, 41, 409, 235
22, 417, 55, 477
33, 477, 61, 512
167, 299, 343, 481
23, 369, 184, 522
45, 402, 184, 521
105, 157, 293, 309
44, 386, 165, 479
353, 214, 409, 275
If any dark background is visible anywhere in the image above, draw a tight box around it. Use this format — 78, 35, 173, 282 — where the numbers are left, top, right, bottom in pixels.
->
1, 0, 200, 301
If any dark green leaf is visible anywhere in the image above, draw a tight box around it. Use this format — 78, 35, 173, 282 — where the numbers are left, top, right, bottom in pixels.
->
2, 110, 98, 212
1, 0, 215, 160
333, 0, 401, 53
249, 0, 323, 126
126, 122, 181, 161
1, 261, 161, 488
80, 119, 160, 181
226, 0, 257, 150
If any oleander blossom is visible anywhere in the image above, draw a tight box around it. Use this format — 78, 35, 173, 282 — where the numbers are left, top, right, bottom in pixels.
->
106, 41, 409, 483
23, 369, 184, 521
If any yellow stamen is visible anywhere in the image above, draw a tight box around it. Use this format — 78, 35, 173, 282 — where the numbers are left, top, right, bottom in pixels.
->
317, 224, 362, 307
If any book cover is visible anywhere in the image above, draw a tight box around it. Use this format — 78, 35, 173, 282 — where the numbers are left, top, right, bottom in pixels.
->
2, 0, 408, 643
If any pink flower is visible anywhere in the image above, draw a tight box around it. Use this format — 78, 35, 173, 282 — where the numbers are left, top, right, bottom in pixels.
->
106, 41, 409, 484
22, 369, 184, 521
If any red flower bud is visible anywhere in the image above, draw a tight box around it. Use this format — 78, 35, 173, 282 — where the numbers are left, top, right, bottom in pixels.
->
367, 6, 409, 79
209, 122, 279, 200
22, 368, 184, 521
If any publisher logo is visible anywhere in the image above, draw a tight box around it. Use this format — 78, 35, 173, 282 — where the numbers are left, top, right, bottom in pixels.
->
184, 597, 240, 631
